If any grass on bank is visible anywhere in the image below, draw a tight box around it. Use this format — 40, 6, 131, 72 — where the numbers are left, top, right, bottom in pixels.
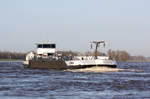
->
0, 59, 24, 61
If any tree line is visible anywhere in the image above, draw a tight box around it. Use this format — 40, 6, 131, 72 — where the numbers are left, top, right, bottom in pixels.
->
0, 50, 149, 62
57, 50, 131, 62
107, 49, 130, 62
0, 51, 26, 60
59, 49, 149, 62
107, 49, 149, 62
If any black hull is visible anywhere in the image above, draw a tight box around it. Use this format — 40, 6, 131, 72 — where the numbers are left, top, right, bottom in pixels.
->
24, 60, 117, 70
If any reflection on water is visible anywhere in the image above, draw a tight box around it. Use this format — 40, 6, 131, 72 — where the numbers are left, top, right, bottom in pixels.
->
0, 61, 150, 99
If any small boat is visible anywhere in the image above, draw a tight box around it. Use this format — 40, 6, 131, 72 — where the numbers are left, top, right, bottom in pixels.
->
23, 41, 117, 69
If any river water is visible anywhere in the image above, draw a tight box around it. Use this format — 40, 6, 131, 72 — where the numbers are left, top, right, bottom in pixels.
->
0, 62, 150, 99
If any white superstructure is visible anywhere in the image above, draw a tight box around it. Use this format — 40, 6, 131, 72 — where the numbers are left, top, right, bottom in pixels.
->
36, 42, 56, 57
65, 56, 117, 67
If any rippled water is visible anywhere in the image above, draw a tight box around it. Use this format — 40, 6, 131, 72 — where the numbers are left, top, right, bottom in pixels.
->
0, 61, 150, 99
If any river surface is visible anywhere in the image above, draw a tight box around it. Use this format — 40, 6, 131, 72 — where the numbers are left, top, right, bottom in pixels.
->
0, 62, 150, 99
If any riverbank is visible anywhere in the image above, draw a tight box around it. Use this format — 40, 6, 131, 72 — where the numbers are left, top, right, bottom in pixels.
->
0, 59, 24, 62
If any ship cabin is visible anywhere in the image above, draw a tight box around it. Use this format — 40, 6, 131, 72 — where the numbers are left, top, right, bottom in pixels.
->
36, 43, 56, 58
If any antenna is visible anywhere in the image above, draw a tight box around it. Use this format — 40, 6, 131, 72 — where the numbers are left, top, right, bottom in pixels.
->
89, 40, 106, 59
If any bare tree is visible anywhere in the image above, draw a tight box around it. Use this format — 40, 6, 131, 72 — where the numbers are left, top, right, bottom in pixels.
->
107, 49, 130, 62
0, 51, 26, 60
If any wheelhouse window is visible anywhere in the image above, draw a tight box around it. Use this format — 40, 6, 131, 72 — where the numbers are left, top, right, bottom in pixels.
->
43, 44, 51, 48
37, 44, 42, 48
51, 44, 56, 48
37, 44, 56, 48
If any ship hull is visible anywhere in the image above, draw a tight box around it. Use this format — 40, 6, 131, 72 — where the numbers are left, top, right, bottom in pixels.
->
24, 60, 117, 70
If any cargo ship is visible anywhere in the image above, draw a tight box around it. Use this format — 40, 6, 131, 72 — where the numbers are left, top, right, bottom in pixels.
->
23, 41, 117, 69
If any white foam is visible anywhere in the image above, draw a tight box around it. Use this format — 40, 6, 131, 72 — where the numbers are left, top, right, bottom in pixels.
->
66, 66, 141, 73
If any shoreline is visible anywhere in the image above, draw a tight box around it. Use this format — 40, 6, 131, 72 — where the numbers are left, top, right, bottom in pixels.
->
0, 59, 24, 62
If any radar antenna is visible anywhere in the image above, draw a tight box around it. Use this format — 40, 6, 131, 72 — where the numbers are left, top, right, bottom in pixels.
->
89, 40, 105, 59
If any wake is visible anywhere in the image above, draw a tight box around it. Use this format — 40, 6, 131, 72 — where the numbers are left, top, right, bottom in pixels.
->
66, 66, 141, 73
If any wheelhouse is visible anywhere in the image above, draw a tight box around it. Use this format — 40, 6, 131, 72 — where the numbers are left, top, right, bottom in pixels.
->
36, 43, 56, 57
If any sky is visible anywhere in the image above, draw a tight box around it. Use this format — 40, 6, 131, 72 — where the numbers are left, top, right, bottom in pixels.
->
0, 0, 150, 56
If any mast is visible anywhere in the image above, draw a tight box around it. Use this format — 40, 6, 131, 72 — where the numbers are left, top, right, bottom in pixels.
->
90, 41, 105, 59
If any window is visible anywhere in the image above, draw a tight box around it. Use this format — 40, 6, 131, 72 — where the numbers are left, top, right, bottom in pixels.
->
48, 53, 53, 56
37, 44, 42, 48
43, 44, 50, 48
37, 44, 56, 48
51, 44, 56, 48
